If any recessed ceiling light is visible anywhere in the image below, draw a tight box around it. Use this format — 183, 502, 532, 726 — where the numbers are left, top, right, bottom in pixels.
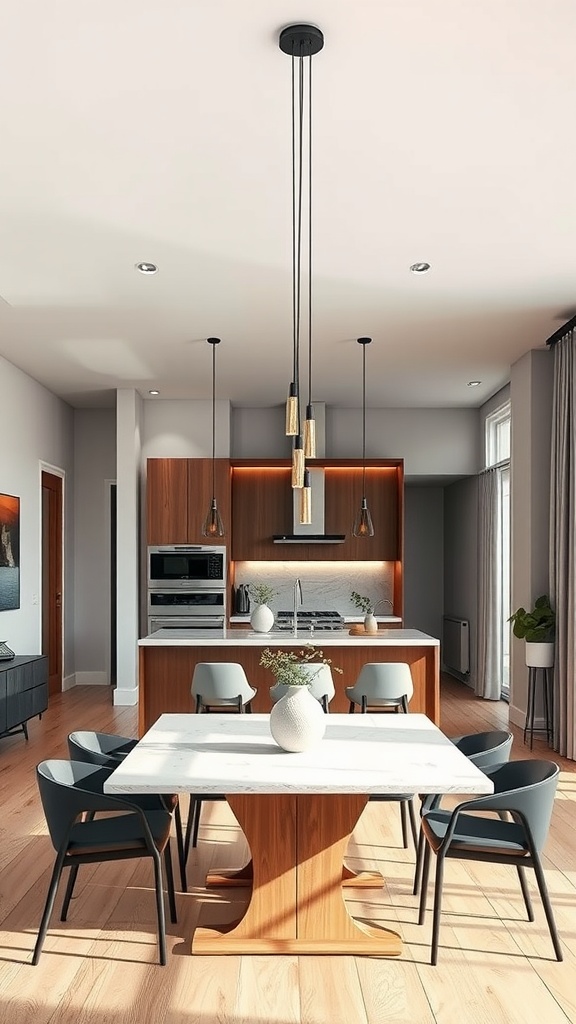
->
136, 262, 158, 275
148, 389, 160, 395
410, 262, 430, 274
467, 380, 481, 388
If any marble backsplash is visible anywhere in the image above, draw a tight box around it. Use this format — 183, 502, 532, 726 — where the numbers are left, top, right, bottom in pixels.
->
233, 561, 394, 616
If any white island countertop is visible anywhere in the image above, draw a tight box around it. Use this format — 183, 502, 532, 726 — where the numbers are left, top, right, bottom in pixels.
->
139, 627, 439, 648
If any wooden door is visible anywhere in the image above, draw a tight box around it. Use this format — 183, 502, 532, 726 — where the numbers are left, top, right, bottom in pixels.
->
41, 471, 63, 696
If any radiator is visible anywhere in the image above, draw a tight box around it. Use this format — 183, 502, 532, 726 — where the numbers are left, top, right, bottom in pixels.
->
442, 616, 470, 675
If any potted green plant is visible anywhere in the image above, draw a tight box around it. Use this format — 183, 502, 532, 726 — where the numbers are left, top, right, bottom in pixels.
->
248, 582, 278, 633
508, 595, 555, 667
260, 645, 342, 752
350, 590, 390, 634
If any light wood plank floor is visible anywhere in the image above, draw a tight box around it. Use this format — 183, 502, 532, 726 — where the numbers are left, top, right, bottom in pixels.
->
0, 678, 574, 1024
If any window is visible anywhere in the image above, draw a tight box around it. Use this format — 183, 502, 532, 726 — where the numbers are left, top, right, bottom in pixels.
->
485, 401, 511, 468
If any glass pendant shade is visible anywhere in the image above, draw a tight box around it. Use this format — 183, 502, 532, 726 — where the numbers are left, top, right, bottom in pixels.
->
299, 468, 312, 524
303, 405, 316, 458
353, 497, 374, 538
292, 436, 305, 488
202, 498, 225, 538
285, 382, 299, 435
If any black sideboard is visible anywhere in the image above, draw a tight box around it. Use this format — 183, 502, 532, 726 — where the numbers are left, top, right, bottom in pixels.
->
0, 655, 48, 741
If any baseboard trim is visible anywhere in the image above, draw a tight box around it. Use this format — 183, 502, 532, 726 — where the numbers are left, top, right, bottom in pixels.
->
113, 687, 139, 706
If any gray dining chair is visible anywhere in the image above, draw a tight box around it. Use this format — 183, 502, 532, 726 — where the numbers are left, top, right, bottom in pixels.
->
33, 759, 177, 966
191, 662, 257, 712
345, 662, 413, 714
67, 729, 188, 893
412, 729, 514, 895
418, 759, 562, 965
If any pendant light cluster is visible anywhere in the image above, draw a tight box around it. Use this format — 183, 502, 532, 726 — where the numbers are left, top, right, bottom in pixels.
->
281, 23, 324, 525
202, 337, 225, 538
352, 337, 375, 538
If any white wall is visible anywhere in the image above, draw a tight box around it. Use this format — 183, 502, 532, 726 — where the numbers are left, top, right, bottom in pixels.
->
0, 354, 74, 668
73, 409, 116, 679
143, 400, 231, 458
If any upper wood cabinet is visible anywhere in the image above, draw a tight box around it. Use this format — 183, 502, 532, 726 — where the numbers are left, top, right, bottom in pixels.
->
231, 460, 403, 562
147, 458, 231, 545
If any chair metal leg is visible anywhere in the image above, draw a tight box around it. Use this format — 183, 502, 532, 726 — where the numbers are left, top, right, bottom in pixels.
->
516, 865, 534, 921
152, 851, 167, 966
60, 863, 80, 920
173, 800, 187, 893
348, 701, 355, 714
430, 853, 446, 965
321, 695, 328, 714
531, 851, 563, 961
32, 850, 66, 964
407, 798, 418, 848
399, 801, 408, 848
413, 826, 425, 895
361, 695, 367, 713
418, 842, 432, 925
192, 798, 202, 848
164, 843, 178, 924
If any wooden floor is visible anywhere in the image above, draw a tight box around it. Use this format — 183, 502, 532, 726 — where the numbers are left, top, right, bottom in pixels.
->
1, 678, 575, 1024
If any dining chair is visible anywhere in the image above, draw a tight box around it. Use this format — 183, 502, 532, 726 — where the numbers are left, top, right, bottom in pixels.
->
33, 759, 178, 966
270, 663, 336, 712
67, 729, 188, 893
412, 729, 514, 895
191, 662, 257, 712
418, 759, 562, 965
345, 662, 413, 714
345, 662, 417, 847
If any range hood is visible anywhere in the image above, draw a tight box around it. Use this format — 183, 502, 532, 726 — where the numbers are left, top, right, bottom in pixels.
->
273, 467, 346, 545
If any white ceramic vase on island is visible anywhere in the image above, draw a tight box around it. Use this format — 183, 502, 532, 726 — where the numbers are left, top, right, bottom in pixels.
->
364, 612, 378, 635
269, 685, 327, 752
250, 603, 274, 633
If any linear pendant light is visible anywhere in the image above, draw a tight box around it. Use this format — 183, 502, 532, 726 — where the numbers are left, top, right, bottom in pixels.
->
352, 337, 375, 538
202, 337, 225, 538
280, 23, 324, 498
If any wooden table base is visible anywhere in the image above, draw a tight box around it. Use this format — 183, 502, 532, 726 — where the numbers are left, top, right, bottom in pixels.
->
192, 793, 402, 956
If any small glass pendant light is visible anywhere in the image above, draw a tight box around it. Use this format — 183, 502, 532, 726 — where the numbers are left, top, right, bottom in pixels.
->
292, 434, 305, 489
352, 337, 375, 538
299, 467, 312, 523
202, 337, 225, 538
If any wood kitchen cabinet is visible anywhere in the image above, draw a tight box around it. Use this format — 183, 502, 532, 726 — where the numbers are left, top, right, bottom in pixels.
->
147, 458, 231, 545
231, 460, 403, 563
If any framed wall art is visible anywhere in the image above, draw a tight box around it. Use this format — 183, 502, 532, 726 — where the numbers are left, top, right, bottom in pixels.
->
0, 493, 20, 611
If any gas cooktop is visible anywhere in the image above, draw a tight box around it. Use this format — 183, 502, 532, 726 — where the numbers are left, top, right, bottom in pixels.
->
275, 610, 344, 632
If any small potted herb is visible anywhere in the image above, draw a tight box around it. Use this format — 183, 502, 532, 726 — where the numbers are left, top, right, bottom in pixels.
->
350, 590, 389, 634
248, 582, 278, 633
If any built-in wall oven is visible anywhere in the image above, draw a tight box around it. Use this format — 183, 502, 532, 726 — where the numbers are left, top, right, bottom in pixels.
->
147, 545, 226, 634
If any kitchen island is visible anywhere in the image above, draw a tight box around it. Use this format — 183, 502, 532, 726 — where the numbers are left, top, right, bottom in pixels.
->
137, 628, 440, 733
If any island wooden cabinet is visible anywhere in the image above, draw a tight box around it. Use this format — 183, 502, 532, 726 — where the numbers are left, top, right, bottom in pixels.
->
231, 460, 402, 562
147, 458, 231, 545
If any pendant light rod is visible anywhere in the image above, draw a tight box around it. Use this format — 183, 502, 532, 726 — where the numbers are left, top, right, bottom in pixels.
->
358, 336, 371, 496
202, 337, 225, 538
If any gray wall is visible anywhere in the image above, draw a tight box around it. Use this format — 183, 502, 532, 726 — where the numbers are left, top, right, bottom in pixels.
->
0, 353, 75, 671
73, 409, 116, 679
444, 476, 479, 687
404, 485, 444, 639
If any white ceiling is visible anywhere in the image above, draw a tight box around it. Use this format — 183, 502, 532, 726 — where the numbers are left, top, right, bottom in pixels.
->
0, 1, 572, 409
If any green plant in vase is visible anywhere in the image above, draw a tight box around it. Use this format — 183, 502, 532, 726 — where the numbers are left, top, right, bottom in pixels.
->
260, 644, 342, 687
248, 582, 278, 607
350, 590, 391, 633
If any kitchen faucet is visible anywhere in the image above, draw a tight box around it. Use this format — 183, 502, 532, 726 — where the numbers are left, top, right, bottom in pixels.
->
293, 578, 303, 636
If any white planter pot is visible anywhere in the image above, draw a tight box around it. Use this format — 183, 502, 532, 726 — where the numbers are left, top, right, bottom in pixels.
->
269, 685, 327, 752
250, 603, 274, 633
525, 641, 554, 668
364, 613, 378, 634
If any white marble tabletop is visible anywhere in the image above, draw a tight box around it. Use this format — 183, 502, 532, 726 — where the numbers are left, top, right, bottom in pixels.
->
103, 713, 493, 797
139, 627, 439, 647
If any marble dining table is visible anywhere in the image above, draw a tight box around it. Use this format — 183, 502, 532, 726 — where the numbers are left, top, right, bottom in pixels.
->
104, 712, 493, 956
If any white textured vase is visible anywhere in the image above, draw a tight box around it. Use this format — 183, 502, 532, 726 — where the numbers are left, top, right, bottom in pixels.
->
250, 603, 274, 633
269, 685, 327, 752
364, 612, 378, 634
525, 642, 554, 668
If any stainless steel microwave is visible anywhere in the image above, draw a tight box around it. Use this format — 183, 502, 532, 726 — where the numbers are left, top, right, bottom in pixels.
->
148, 545, 226, 589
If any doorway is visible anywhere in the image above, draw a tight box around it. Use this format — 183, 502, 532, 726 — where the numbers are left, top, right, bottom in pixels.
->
41, 471, 63, 695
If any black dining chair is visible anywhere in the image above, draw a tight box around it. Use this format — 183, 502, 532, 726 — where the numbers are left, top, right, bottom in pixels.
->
418, 759, 562, 965
33, 759, 178, 966
67, 729, 188, 893
412, 729, 514, 895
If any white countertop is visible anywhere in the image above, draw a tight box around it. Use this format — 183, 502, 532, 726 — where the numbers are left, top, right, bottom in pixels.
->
139, 627, 439, 647
103, 712, 491, 796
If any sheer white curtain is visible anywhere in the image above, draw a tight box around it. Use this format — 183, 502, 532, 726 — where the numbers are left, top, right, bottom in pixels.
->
550, 329, 576, 759
477, 467, 502, 699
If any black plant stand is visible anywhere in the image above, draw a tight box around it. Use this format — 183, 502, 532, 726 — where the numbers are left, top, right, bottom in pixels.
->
524, 666, 553, 749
